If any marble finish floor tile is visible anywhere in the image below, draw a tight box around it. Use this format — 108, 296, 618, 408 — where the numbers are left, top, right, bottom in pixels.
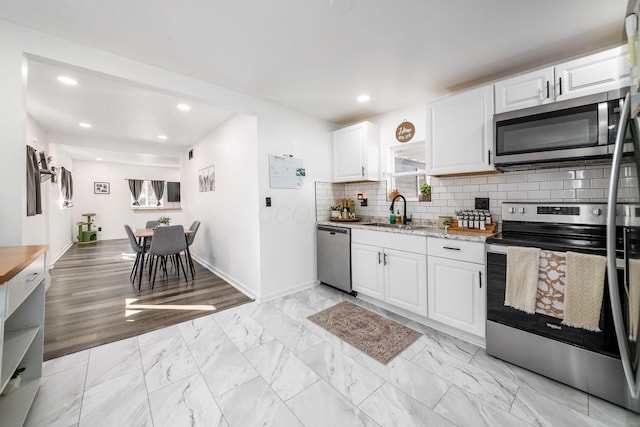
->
217, 313, 274, 352
262, 313, 324, 355
435, 385, 534, 427
587, 395, 640, 427
85, 337, 141, 389
299, 341, 385, 405
137, 324, 183, 348
354, 353, 450, 409
411, 344, 518, 412
139, 334, 199, 393
177, 314, 226, 348
288, 288, 343, 312
359, 382, 455, 427
24, 364, 87, 427
270, 295, 317, 323
511, 386, 610, 427
244, 340, 320, 401
406, 320, 479, 363
148, 374, 228, 427
286, 379, 379, 427
218, 376, 302, 427
470, 348, 589, 414
191, 336, 259, 397
79, 370, 152, 427
42, 349, 89, 377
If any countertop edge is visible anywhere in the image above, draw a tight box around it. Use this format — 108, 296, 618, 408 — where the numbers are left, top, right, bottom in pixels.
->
0, 245, 48, 283
317, 221, 494, 242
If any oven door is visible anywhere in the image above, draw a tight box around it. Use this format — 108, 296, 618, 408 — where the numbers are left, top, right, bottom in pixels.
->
486, 244, 621, 358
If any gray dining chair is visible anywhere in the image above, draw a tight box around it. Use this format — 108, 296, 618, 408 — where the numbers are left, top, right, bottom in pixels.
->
148, 225, 189, 288
145, 220, 160, 228
124, 224, 144, 281
185, 220, 200, 279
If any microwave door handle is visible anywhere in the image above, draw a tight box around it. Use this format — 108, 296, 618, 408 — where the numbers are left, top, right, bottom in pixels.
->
606, 92, 640, 398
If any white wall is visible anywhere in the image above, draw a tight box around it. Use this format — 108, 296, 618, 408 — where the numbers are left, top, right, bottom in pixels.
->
182, 113, 262, 298
73, 160, 183, 240
46, 142, 74, 264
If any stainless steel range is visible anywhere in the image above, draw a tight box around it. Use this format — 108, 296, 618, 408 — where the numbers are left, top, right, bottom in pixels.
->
486, 201, 640, 412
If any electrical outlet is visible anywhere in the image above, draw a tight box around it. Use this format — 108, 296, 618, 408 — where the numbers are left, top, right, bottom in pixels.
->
98, 227, 102, 232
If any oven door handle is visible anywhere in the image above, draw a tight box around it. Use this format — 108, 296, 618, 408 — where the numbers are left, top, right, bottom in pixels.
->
486, 244, 508, 255
606, 92, 640, 399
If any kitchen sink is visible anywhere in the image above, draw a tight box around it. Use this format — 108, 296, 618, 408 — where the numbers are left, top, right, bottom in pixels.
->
360, 222, 431, 231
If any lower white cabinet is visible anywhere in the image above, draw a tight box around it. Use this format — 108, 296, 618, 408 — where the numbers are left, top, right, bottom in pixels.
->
352, 230, 427, 316
427, 238, 486, 338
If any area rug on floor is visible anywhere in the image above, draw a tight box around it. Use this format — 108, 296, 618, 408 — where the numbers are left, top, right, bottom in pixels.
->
307, 301, 422, 364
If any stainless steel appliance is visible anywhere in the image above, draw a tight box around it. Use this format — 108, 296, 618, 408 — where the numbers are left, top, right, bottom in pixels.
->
316, 225, 354, 294
493, 88, 634, 170
486, 200, 640, 412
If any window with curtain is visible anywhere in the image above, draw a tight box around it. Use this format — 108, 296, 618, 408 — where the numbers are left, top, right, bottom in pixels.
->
130, 180, 163, 207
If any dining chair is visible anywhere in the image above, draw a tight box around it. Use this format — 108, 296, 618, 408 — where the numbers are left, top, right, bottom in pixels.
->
185, 220, 201, 279
145, 220, 160, 228
124, 224, 144, 282
148, 225, 189, 288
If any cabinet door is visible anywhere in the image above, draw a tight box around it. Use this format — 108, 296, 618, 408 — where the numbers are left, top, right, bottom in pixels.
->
332, 125, 365, 182
351, 243, 384, 299
555, 45, 630, 102
384, 249, 427, 316
427, 256, 485, 337
494, 67, 554, 113
426, 85, 495, 175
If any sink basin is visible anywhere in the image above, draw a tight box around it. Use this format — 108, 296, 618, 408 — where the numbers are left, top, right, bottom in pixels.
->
361, 222, 431, 231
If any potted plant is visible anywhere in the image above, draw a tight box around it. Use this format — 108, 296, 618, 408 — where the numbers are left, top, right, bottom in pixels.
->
1, 367, 24, 396
419, 183, 431, 202
329, 205, 342, 218
454, 209, 463, 224
158, 216, 171, 226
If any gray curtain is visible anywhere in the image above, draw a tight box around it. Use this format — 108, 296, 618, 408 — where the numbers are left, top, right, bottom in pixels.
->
60, 167, 73, 207
128, 179, 143, 206
26, 146, 42, 216
151, 180, 165, 206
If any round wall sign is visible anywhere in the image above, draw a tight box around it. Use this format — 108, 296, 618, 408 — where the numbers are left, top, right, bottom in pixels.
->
395, 121, 415, 143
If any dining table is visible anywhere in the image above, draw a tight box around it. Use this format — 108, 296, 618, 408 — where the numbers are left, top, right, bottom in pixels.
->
134, 227, 193, 290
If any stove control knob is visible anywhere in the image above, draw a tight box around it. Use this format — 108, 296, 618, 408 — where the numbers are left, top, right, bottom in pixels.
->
592, 208, 602, 216
507, 208, 516, 214
519, 208, 527, 214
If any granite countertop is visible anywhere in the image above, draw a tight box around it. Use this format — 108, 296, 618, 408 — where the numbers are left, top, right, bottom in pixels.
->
317, 219, 495, 243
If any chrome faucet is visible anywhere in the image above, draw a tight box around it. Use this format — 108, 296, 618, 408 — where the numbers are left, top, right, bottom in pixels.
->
390, 194, 411, 224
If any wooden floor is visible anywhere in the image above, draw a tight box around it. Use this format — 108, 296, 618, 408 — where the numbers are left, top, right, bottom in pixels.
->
44, 239, 253, 360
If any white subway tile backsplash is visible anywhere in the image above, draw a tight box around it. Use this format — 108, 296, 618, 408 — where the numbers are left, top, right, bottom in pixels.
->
478, 184, 498, 192
550, 189, 576, 199
454, 177, 470, 185
563, 179, 590, 189
539, 181, 563, 190
454, 192, 471, 200
576, 169, 604, 179
469, 176, 488, 185
527, 172, 550, 182
463, 185, 480, 193
527, 190, 551, 199
506, 191, 528, 200
487, 175, 507, 184
576, 188, 605, 199
550, 171, 576, 180
504, 174, 529, 183
590, 178, 609, 189
517, 182, 539, 191
498, 183, 518, 192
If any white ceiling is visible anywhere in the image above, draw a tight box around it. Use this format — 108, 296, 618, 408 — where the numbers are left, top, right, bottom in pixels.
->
2, 0, 630, 165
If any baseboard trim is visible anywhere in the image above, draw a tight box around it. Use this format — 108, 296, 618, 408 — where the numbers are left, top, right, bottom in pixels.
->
258, 280, 319, 304
48, 240, 74, 269
191, 254, 258, 301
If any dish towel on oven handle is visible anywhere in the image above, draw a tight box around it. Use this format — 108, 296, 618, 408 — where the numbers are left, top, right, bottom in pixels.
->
505, 246, 541, 314
562, 251, 607, 332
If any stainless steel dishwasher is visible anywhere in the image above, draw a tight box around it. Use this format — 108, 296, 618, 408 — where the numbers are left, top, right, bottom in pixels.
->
316, 225, 354, 295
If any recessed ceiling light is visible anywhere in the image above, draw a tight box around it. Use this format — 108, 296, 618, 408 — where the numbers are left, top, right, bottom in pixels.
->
79, 122, 92, 128
158, 134, 168, 140
357, 94, 371, 103
57, 76, 78, 85
177, 103, 191, 111
96, 158, 102, 161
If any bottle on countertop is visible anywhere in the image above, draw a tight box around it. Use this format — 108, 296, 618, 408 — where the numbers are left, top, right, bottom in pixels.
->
395, 210, 402, 224
390, 211, 396, 224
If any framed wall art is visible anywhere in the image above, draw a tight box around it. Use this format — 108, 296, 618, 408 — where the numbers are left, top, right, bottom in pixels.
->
94, 182, 110, 194
198, 165, 215, 192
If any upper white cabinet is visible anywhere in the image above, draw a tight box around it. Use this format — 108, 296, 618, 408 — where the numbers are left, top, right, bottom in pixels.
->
332, 121, 379, 182
426, 85, 495, 176
495, 45, 630, 114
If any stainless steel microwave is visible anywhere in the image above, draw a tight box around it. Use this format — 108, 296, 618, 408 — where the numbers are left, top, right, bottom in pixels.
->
493, 88, 633, 170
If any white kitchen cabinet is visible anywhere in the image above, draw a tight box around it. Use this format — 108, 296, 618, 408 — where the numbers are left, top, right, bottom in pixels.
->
495, 45, 629, 113
352, 230, 427, 316
427, 238, 485, 338
0, 246, 47, 427
425, 85, 495, 176
332, 121, 379, 182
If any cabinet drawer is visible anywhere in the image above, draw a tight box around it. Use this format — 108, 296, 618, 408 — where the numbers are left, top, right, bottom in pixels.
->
352, 229, 426, 254
428, 238, 484, 264
5, 254, 45, 319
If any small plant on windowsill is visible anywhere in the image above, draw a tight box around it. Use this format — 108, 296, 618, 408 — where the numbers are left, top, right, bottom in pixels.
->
419, 183, 431, 202
158, 216, 171, 226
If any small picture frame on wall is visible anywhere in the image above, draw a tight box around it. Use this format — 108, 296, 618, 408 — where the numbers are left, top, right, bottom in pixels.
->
94, 182, 110, 194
